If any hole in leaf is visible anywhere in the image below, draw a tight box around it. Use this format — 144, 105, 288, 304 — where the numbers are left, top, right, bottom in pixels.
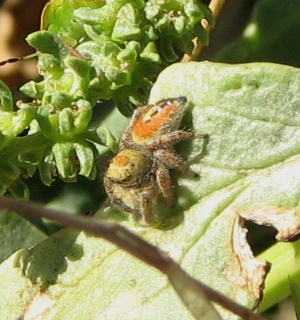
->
245, 220, 277, 256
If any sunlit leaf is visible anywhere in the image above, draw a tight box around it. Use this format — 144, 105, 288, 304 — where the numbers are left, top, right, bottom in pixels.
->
5, 61, 300, 318
0, 80, 13, 112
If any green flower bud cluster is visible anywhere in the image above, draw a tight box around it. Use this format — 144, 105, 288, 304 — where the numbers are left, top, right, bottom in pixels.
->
0, 0, 213, 193
25, 0, 213, 114
0, 82, 36, 197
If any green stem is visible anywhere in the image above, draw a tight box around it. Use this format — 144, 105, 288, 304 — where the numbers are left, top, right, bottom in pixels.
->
258, 239, 300, 312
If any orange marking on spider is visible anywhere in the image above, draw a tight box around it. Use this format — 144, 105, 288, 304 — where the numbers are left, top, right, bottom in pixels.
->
132, 103, 178, 140
114, 154, 131, 166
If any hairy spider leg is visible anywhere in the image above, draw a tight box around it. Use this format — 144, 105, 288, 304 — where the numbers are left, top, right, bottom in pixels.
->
156, 162, 174, 207
153, 149, 198, 177
145, 131, 208, 150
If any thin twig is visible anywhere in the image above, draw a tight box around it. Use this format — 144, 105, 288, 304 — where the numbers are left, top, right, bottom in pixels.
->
0, 52, 38, 66
181, 0, 228, 62
0, 197, 267, 320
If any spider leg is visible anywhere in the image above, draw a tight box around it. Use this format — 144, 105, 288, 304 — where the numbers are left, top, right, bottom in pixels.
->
139, 190, 153, 223
111, 198, 140, 215
156, 162, 174, 207
153, 149, 198, 177
145, 130, 207, 149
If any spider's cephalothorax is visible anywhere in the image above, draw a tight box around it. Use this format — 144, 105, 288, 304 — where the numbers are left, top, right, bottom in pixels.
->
104, 149, 157, 219
104, 97, 207, 222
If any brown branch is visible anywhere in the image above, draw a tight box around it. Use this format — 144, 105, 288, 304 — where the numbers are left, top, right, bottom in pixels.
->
0, 196, 267, 320
181, 0, 228, 62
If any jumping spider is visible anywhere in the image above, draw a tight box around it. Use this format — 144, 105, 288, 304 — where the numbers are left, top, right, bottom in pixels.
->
104, 97, 207, 222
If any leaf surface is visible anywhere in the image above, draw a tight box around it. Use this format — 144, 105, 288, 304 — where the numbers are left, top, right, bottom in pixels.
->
2, 61, 300, 318
0, 212, 46, 264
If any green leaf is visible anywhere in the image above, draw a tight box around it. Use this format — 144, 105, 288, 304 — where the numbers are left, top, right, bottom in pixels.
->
26, 31, 69, 60
0, 103, 36, 137
0, 228, 223, 319
0, 80, 13, 111
5, 61, 298, 318
51, 141, 95, 181
0, 211, 46, 264
95, 126, 118, 154
73, 142, 96, 179
20, 80, 46, 100
41, 0, 100, 41
38, 151, 56, 186
145, 0, 213, 53
111, 3, 142, 41
36, 100, 92, 139
257, 241, 300, 312
289, 277, 300, 319
30, 0, 214, 115
0, 162, 33, 197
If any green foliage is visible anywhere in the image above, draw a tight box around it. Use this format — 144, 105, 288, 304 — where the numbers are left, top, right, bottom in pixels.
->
3, 61, 300, 318
1, 0, 300, 318
0, 0, 213, 195
33, 0, 213, 115
290, 278, 300, 319
258, 242, 300, 312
